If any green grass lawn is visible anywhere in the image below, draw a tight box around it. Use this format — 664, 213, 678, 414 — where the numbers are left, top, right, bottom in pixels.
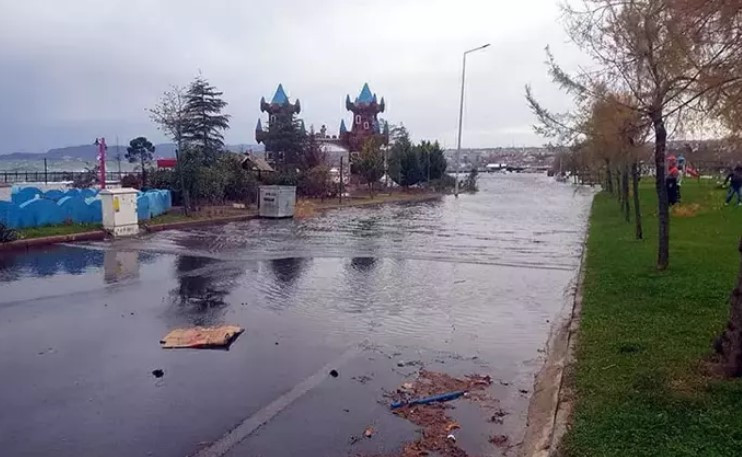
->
563, 179, 742, 456
17, 223, 102, 239
144, 212, 195, 225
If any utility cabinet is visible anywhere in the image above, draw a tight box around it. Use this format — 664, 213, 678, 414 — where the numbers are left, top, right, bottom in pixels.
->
259, 185, 296, 218
100, 188, 139, 237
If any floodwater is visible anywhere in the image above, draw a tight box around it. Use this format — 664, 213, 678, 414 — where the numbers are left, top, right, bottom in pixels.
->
0, 174, 594, 457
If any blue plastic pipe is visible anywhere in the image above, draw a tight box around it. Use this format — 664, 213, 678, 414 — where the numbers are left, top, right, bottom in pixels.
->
390, 390, 465, 410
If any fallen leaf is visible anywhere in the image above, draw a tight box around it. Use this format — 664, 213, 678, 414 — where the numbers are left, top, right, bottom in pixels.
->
445, 421, 460, 432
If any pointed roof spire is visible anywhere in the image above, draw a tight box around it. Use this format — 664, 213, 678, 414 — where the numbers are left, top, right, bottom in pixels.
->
271, 84, 289, 105
340, 119, 347, 133
356, 83, 374, 104
256, 119, 263, 131
299, 119, 306, 133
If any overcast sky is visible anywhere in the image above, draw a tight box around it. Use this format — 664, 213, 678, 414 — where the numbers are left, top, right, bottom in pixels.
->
0, 0, 587, 154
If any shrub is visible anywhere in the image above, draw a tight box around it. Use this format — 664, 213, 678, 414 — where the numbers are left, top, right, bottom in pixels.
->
73, 165, 99, 189
219, 154, 258, 203
121, 173, 142, 189
297, 165, 332, 198
0, 222, 18, 243
148, 168, 178, 191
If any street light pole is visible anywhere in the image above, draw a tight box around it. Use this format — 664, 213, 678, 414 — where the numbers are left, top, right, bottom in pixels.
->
454, 43, 490, 197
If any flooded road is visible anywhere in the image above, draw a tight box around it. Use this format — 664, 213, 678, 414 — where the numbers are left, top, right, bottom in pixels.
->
0, 174, 594, 457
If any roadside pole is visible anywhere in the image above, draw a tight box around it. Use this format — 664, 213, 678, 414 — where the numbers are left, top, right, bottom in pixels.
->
339, 156, 344, 204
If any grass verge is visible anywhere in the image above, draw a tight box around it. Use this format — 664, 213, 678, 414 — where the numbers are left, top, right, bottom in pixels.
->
17, 223, 102, 239
563, 179, 742, 456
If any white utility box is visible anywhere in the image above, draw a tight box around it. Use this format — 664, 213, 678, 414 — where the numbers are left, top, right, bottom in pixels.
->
100, 188, 139, 237
259, 185, 296, 218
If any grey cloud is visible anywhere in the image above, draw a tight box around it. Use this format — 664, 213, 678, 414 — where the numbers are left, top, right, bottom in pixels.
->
0, 0, 584, 154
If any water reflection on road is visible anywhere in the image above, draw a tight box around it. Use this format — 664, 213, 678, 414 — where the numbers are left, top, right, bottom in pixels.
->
0, 174, 594, 457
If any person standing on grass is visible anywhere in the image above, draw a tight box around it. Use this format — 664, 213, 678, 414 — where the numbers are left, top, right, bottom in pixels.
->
666, 155, 680, 206
723, 165, 742, 206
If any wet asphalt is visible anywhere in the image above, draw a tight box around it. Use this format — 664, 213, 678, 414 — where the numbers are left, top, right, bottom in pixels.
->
0, 174, 594, 457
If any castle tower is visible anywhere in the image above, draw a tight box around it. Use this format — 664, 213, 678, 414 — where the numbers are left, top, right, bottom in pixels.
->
339, 83, 389, 153
256, 84, 302, 166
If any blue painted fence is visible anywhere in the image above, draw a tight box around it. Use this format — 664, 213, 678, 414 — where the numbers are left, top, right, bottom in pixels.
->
0, 187, 172, 229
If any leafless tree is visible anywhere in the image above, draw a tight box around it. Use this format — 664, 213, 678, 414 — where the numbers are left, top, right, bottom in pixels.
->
150, 85, 191, 213
537, 0, 742, 269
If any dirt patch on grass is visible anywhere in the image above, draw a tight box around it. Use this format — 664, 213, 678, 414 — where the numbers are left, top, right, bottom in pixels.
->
671, 203, 701, 217
294, 200, 318, 219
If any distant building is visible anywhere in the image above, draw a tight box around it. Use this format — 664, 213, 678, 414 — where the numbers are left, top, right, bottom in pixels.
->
255, 84, 304, 167
339, 83, 389, 154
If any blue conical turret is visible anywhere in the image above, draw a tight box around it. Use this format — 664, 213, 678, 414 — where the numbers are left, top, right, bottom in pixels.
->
356, 83, 374, 104
339, 119, 347, 134
271, 84, 289, 105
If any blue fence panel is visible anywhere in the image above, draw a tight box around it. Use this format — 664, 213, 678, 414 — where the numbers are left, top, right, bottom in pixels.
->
12, 187, 42, 205
19, 198, 65, 227
80, 188, 98, 199
85, 200, 102, 224
43, 190, 66, 202
0, 201, 21, 229
57, 196, 89, 224
137, 195, 151, 221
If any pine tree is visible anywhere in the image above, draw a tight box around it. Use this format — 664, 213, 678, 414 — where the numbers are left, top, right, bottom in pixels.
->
182, 76, 230, 164
125, 136, 155, 187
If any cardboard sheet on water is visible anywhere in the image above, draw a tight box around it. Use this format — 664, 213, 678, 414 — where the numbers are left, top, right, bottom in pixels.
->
160, 325, 244, 349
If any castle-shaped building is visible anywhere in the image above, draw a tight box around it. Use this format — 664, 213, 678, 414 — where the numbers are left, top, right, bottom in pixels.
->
255, 83, 388, 167
255, 84, 304, 166
339, 83, 389, 153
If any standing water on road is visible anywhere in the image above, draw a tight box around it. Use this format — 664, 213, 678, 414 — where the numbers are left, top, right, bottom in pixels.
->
0, 174, 594, 457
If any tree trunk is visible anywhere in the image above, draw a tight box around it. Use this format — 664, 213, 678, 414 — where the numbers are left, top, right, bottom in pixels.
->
622, 165, 630, 222
616, 170, 622, 202
653, 113, 670, 270
605, 161, 614, 194
632, 161, 643, 240
175, 143, 190, 216
715, 238, 742, 377
141, 157, 147, 188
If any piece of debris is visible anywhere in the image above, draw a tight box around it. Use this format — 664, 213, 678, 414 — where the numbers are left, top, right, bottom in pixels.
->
386, 370, 495, 457
349, 435, 361, 445
489, 435, 510, 447
352, 375, 372, 384
391, 390, 465, 410
275, 341, 279, 345
398, 382, 415, 394
343, 408, 350, 413
152, 369, 164, 378
364, 426, 375, 438
160, 325, 244, 349
489, 409, 508, 424
330, 369, 339, 378
519, 389, 529, 394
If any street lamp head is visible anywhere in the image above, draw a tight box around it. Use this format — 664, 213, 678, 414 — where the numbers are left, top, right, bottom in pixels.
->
466, 43, 491, 54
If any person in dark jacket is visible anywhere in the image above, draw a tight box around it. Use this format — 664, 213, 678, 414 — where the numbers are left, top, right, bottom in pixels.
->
666, 155, 680, 206
724, 165, 742, 206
